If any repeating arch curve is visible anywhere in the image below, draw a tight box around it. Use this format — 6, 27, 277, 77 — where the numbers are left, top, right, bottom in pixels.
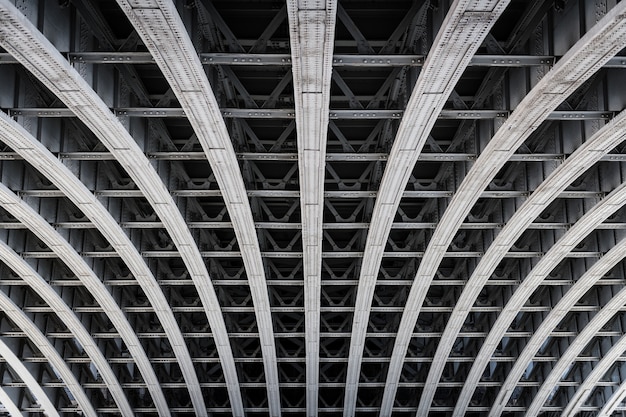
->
561, 331, 626, 417
0, 225, 133, 417
340, 1, 514, 415
114, 1, 278, 412
424, 104, 626, 416
467, 180, 626, 417
0, 292, 97, 417
0, 339, 60, 417
0, 1, 243, 415
380, 3, 626, 416
523, 258, 626, 417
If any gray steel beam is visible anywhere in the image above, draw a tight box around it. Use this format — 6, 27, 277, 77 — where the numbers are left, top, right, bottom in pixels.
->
0, 340, 59, 417
8, 107, 614, 120
0, 109, 200, 417
0, 229, 132, 416
0, 296, 96, 417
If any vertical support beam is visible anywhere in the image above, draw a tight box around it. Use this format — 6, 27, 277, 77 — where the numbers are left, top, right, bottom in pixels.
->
286, 2, 337, 416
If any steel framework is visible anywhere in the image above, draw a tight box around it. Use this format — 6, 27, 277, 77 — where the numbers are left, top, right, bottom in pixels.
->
1, 0, 626, 416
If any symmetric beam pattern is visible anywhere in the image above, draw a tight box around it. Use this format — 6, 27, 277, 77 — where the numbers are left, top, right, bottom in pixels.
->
0, 2, 241, 415
382, 3, 626, 416
344, 1, 513, 415
286, 2, 337, 416
115, 1, 276, 413
3, 0, 626, 415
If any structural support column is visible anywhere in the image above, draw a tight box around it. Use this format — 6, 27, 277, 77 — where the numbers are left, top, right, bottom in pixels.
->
287, 2, 337, 416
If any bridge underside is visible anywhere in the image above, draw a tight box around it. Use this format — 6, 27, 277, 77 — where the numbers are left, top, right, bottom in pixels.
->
1, 0, 626, 416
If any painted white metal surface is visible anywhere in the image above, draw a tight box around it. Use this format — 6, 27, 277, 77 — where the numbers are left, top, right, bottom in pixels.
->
114, 1, 277, 413
431, 107, 626, 417
381, 3, 626, 415
0, 225, 133, 417
561, 331, 626, 417
286, 1, 337, 416
525, 269, 626, 417
340, 2, 514, 415
0, 299, 96, 417
0, 339, 60, 417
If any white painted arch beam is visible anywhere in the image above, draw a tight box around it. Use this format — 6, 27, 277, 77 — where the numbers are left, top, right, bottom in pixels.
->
286, 1, 337, 416
0, 339, 60, 417
524, 258, 626, 417
561, 331, 626, 417
0, 223, 133, 417
114, 1, 277, 414
0, 109, 178, 417
0, 295, 97, 417
380, 3, 626, 417
427, 105, 626, 416
0, 5, 232, 416
472, 181, 626, 417
0, 1, 243, 415
343, 0, 514, 415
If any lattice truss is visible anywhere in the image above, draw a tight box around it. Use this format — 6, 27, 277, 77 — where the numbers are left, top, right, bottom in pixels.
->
1, 0, 626, 416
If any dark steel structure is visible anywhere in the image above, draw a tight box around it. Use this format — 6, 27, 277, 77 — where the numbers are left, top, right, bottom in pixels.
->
1, 0, 626, 416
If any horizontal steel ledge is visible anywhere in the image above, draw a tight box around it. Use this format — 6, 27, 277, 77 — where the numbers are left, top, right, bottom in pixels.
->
0, 52, 559, 67
30, 304, 607, 314
4, 51, 626, 69
40, 151, 626, 162
38, 355, 608, 364
16, 189, 606, 199
5, 221, 623, 230
17, 250, 605, 258
30, 278, 626, 287
4, 330, 611, 339
7, 108, 615, 120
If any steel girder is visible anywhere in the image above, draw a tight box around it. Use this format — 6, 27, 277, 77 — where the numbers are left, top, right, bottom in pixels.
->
1, 0, 626, 416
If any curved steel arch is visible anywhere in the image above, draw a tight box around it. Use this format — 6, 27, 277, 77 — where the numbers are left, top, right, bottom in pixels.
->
380, 3, 626, 416
0, 339, 60, 417
0, 228, 133, 417
115, 1, 274, 413
0, 2, 243, 415
285, 1, 337, 416
420, 107, 626, 416
341, 1, 513, 415
597, 378, 626, 416
0, 111, 172, 417
0, 294, 96, 417
466, 182, 626, 417
524, 261, 626, 417
561, 332, 626, 417
0, 385, 23, 417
